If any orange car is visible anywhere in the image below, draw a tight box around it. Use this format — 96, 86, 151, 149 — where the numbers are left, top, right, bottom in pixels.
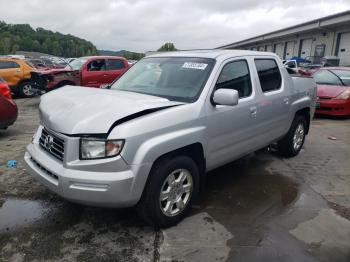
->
0, 58, 36, 97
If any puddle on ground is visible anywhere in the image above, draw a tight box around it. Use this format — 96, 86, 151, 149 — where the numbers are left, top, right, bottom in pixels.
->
0, 198, 82, 232
193, 153, 300, 247
0, 198, 48, 231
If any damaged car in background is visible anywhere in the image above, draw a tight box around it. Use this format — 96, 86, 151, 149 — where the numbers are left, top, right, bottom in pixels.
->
24, 50, 316, 227
30, 56, 129, 92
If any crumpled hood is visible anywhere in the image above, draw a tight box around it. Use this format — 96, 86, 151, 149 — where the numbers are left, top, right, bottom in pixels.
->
317, 84, 350, 98
39, 86, 183, 134
39, 68, 74, 75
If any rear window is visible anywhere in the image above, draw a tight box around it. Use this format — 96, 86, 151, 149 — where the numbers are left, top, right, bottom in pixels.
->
255, 59, 282, 92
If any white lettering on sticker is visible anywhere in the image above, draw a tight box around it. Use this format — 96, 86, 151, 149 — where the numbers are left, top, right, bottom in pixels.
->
182, 62, 208, 70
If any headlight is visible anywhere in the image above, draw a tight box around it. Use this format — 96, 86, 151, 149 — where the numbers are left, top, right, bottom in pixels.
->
335, 90, 350, 100
80, 138, 124, 159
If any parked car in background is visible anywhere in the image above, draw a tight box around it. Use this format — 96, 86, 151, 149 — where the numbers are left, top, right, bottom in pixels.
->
27, 59, 50, 70
31, 56, 129, 91
24, 50, 316, 227
284, 58, 321, 76
0, 58, 37, 97
0, 77, 18, 129
313, 67, 350, 116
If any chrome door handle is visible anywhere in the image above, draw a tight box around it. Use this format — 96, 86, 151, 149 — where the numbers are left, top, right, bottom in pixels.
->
250, 106, 257, 117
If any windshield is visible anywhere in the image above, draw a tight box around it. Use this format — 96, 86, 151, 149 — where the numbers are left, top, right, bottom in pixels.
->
313, 69, 350, 86
110, 57, 215, 102
66, 57, 87, 70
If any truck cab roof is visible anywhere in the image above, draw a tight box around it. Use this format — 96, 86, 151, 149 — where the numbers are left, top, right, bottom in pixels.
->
147, 49, 279, 61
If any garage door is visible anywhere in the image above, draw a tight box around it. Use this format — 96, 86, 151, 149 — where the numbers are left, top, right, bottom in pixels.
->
338, 32, 350, 66
265, 45, 273, 52
274, 43, 284, 59
300, 39, 313, 58
258, 46, 265, 51
285, 41, 295, 59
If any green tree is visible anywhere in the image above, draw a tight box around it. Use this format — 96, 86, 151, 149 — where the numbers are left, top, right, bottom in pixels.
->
157, 42, 177, 52
0, 21, 98, 57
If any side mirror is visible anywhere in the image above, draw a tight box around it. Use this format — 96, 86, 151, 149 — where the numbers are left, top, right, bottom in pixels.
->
212, 89, 239, 106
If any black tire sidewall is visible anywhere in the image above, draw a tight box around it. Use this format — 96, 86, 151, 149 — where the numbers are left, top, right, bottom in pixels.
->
140, 155, 200, 228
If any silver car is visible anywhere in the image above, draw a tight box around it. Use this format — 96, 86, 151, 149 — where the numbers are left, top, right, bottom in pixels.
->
24, 50, 316, 227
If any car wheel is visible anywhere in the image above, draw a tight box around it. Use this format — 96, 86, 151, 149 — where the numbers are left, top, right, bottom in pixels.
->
278, 115, 307, 157
18, 82, 35, 98
137, 155, 199, 228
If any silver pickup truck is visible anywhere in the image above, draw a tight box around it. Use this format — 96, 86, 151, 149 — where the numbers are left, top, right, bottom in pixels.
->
24, 50, 316, 227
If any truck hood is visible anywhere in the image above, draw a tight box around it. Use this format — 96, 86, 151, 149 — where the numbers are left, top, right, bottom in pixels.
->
39, 86, 183, 135
39, 68, 75, 75
317, 84, 349, 98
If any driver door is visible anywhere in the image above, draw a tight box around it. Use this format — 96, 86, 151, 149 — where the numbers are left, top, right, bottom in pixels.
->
205, 58, 260, 170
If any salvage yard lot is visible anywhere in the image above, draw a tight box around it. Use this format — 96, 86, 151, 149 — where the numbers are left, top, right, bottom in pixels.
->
0, 98, 350, 262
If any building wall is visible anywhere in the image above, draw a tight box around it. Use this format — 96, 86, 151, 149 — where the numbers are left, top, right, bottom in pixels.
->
231, 24, 350, 65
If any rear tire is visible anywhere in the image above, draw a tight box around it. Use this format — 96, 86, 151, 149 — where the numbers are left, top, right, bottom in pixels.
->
278, 115, 307, 157
137, 155, 200, 228
18, 81, 35, 98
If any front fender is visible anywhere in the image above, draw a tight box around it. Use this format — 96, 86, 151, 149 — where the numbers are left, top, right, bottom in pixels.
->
122, 126, 206, 165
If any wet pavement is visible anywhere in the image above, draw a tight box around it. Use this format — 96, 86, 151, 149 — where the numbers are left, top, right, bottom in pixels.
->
0, 98, 349, 261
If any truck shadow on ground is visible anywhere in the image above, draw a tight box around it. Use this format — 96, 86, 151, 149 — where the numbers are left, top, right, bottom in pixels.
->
0, 151, 300, 260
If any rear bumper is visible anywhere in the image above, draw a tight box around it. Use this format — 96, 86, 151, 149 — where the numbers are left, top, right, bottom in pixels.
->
24, 141, 152, 208
316, 99, 350, 116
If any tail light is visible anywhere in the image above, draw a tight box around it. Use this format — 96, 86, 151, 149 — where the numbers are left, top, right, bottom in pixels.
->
0, 82, 12, 99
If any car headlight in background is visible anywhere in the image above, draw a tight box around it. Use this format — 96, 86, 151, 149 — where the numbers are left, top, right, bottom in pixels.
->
80, 138, 124, 159
335, 90, 350, 100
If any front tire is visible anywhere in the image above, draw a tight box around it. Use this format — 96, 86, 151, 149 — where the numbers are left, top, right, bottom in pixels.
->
137, 155, 200, 228
18, 81, 35, 98
278, 115, 307, 157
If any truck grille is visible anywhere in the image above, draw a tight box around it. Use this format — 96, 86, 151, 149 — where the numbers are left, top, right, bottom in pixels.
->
39, 128, 65, 161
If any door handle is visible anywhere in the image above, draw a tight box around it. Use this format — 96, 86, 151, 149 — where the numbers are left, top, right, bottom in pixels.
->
283, 98, 289, 104
250, 106, 257, 117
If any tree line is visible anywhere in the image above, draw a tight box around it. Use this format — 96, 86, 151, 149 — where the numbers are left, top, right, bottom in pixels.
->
0, 21, 98, 57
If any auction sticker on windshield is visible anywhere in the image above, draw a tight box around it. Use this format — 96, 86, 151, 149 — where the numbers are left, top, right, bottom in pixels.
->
182, 62, 208, 70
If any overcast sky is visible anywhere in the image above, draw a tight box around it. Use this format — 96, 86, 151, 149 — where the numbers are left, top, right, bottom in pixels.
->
0, 0, 349, 52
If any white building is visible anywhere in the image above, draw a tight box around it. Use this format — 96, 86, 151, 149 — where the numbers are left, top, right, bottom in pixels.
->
218, 10, 350, 66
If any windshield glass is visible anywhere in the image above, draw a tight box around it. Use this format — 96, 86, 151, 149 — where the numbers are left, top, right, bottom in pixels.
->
66, 57, 87, 70
110, 57, 215, 102
329, 70, 350, 86
313, 70, 344, 86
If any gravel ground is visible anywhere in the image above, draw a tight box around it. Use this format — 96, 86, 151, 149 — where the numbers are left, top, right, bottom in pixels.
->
0, 97, 349, 262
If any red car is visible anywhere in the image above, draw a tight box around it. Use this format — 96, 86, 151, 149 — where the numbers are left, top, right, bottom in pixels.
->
31, 56, 129, 91
313, 67, 350, 116
0, 77, 18, 129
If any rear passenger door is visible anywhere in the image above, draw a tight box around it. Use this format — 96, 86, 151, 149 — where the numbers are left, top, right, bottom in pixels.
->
206, 58, 261, 169
0, 61, 22, 87
105, 59, 128, 83
253, 58, 290, 142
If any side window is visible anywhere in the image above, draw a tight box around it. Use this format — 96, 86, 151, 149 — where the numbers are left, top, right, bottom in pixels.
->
215, 60, 252, 98
255, 59, 282, 92
0, 61, 19, 69
106, 59, 125, 70
87, 59, 106, 71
